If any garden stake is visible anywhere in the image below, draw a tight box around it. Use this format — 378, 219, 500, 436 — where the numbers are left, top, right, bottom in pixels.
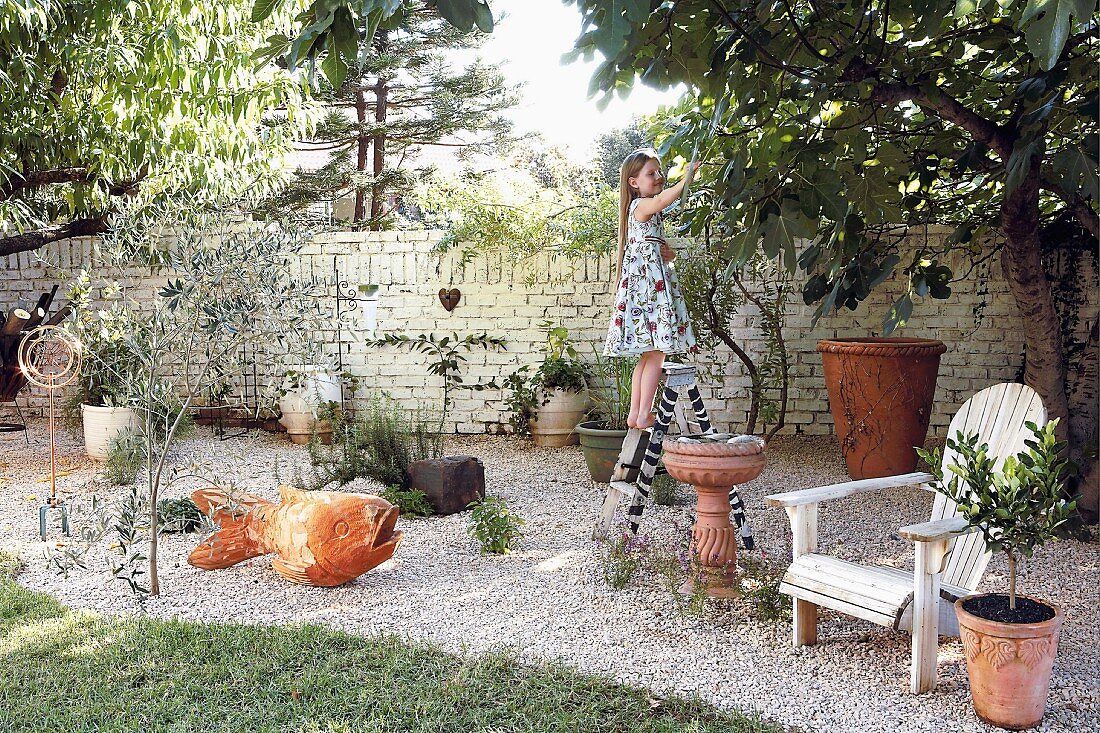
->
18, 326, 81, 540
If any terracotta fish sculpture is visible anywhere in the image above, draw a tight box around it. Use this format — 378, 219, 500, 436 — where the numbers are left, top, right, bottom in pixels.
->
187, 486, 402, 587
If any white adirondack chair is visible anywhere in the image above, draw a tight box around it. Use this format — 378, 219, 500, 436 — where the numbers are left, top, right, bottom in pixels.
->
765, 383, 1046, 693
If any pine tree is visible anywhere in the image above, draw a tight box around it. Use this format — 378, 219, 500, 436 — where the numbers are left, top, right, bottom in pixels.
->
266, 3, 518, 228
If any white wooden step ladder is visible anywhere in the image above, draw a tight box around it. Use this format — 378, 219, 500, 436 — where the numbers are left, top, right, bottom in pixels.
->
593, 362, 754, 547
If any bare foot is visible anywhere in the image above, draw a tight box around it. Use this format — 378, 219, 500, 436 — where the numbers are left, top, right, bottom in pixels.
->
626, 411, 638, 429
636, 411, 657, 430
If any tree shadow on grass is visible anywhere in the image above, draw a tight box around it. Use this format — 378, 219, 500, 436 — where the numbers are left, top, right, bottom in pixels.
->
0, 564, 781, 733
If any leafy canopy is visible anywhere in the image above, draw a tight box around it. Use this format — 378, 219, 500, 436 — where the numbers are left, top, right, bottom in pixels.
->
0, 0, 309, 252
566, 0, 1098, 333
255, 0, 494, 87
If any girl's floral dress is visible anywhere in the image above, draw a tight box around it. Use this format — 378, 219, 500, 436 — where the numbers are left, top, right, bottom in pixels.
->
603, 199, 697, 357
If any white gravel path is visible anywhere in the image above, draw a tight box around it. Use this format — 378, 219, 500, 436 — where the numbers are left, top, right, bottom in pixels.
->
2, 423, 1097, 733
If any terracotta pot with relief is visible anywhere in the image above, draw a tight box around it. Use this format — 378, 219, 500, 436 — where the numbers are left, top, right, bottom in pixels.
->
817, 337, 946, 479
955, 593, 1064, 730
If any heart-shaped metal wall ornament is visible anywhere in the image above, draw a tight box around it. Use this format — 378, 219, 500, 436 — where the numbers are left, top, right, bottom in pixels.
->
438, 288, 461, 311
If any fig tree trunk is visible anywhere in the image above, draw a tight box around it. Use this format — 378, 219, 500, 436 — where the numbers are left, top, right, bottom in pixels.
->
1000, 158, 1097, 521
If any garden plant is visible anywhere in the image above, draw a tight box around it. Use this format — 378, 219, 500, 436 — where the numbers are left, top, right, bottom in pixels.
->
467, 496, 525, 554
58, 219, 332, 595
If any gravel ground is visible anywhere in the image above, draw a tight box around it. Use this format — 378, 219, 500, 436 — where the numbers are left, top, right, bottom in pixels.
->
2, 422, 1098, 733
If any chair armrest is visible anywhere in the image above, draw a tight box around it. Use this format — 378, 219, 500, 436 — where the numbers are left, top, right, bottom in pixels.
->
764, 472, 934, 508
898, 517, 973, 543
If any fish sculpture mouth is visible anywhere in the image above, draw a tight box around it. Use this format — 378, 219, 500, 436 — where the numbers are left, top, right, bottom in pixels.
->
317, 504, 404, 586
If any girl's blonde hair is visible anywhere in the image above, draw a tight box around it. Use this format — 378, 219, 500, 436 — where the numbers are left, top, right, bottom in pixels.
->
617, 149, 661, 278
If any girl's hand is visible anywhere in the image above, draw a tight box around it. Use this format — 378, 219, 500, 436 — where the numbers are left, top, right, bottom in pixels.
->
647, 236, 675, 263
660, 241, 675, 263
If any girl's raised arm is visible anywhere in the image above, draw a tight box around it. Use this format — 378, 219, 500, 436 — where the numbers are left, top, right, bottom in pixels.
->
633, 161, 701, 221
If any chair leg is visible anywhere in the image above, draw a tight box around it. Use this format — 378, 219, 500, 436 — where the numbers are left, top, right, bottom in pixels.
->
793, 599, 817, 646
911, 538, 949, 693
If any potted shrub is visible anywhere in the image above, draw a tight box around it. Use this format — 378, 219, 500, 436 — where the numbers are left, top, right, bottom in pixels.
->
278, 364, 341, 445
818, 336, 947, 479
508, 323, 590, 447
68, 305, 145, 460
919, 420, 1078, 730
576, 351, 640, 482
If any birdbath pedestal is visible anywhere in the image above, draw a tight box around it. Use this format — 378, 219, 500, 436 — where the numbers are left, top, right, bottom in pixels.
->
661, 437, 766, 598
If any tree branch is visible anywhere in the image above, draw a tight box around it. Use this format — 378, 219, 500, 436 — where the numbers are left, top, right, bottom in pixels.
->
1, 167, 146, 201
1041, 177, 1100, 239
0, 216, 108, 257
856, 63, 1012, 159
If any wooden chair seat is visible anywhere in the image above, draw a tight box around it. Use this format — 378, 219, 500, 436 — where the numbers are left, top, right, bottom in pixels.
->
780, 553, 970, 633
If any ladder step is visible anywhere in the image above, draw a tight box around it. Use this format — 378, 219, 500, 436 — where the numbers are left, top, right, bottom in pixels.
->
609, 480, 636, 500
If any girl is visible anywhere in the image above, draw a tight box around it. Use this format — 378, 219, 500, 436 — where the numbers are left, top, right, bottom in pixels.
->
603, 149, 698, 430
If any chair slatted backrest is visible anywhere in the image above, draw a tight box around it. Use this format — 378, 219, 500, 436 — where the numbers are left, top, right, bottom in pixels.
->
932, 383, 1046, 590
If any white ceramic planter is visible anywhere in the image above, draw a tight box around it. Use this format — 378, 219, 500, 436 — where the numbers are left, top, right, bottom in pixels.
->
278, 366, 340, 444
81, 403, 141, 460
529, 387, 589, 447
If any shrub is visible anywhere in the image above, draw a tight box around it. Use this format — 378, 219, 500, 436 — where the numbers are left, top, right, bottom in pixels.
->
598, 531, 649, 590
103, 434, 144, 485
737, 552, 792, 623
307, 395, 441, 490
467, 497, 525, 554
379, 486, 434, 518
156, 498, 204, 534
650, 474, 680, 507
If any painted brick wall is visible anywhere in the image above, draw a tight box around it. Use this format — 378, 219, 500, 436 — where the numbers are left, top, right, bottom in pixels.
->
5, 229, 1094, 438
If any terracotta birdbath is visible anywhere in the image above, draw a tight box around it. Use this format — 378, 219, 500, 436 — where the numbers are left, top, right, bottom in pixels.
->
661, 437, 766, 598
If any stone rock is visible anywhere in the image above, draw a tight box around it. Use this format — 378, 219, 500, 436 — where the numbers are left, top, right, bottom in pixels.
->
408, 455, 486, 515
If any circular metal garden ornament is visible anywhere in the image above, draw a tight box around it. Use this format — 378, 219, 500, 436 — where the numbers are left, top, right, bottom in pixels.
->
18, 325, 81, 539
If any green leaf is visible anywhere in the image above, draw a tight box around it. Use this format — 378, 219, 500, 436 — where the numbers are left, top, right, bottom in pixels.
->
883, 294, 913, 335
251, 0, 278, 23
1005, 139, 1041, 195
760, 199, 816, 266
1051, 145, 1099, 198
429, 0, 494, 33
1021, 0, 1076, 70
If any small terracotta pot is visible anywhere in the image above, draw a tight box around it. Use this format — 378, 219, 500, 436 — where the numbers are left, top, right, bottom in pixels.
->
955, 594, 1064, 730
661, 438, 766, 598
818, 337, 946, 479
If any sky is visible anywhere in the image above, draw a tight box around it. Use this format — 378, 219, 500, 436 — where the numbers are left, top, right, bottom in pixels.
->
471, 1, 685, 161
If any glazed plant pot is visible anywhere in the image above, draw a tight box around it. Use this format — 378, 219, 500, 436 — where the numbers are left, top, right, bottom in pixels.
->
81, 403, 141, 460
817, 337, 947, 479
661, 438, 766, 597
955, 594, 1064, 730
529, 387, 588, 448
576, 420, 647, 483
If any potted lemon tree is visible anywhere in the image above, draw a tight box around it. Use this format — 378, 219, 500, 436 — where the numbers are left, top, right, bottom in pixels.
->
919, 420, 1079, 730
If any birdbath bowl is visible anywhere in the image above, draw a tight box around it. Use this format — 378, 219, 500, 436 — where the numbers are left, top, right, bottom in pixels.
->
661, 436, 766, 598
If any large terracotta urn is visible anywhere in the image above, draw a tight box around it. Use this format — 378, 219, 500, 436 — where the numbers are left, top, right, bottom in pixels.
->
817, 337, 946, 479
955, 594, 1064, 730
661, 437, 766, 597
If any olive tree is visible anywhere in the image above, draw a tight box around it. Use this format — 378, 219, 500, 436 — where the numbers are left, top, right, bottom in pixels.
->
64, 220, 332, 595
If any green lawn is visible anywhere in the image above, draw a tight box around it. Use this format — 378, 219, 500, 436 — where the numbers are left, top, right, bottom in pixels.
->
0, 551, 782, 733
